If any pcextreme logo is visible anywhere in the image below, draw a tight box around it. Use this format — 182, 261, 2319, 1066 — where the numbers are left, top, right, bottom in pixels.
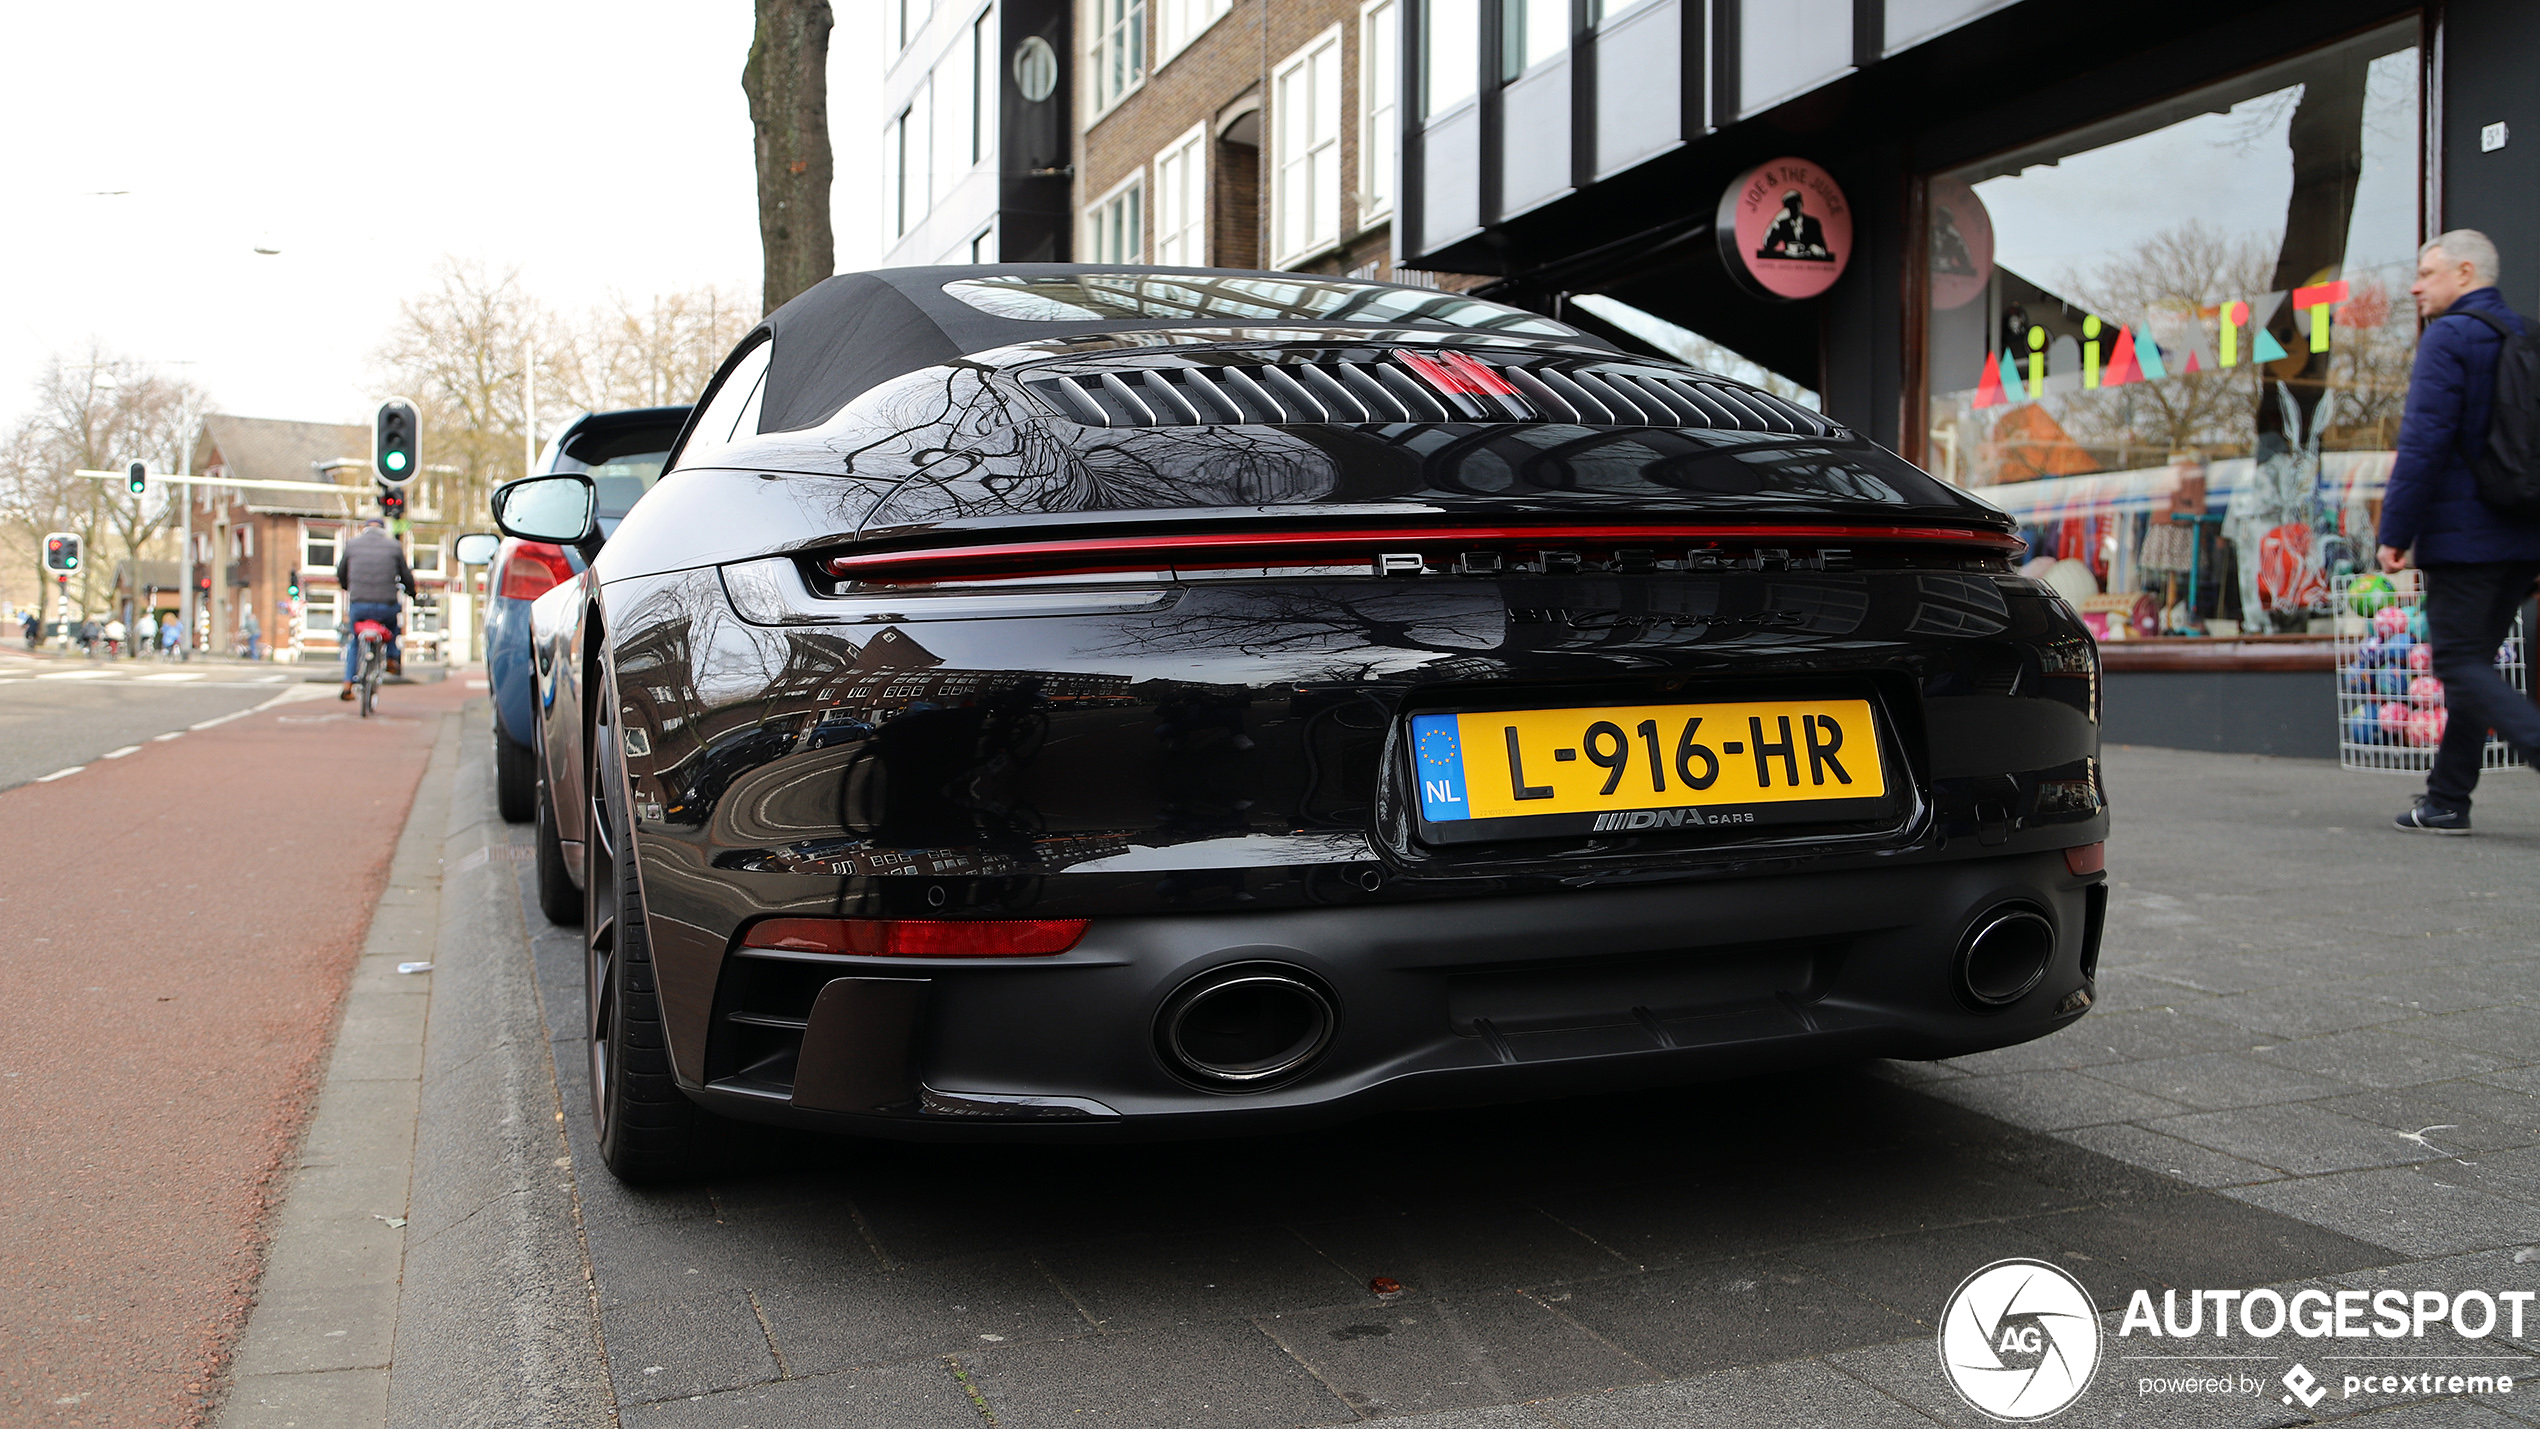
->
1939, 1259, 2103, 1421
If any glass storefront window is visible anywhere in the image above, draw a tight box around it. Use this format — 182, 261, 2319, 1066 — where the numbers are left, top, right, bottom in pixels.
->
1920, 21, 2420, 639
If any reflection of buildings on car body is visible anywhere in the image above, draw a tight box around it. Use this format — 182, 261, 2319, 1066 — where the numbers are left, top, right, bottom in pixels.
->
1390, 1, 2540, 759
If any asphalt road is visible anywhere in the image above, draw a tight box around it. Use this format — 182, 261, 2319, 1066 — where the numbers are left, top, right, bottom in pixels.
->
0, 660, 304, 791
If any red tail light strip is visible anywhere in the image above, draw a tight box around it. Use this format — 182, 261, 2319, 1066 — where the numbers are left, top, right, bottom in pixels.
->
822, 523, 2021, 581
742, 917, 1090, 957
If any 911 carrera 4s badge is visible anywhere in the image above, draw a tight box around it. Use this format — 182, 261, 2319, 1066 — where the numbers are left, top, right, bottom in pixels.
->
1410, 699, 1894, 843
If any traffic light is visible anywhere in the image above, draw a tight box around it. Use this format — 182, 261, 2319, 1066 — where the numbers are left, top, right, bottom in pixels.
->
127, 460, 147, 495
379, 484, 407, 520
285, 570, 301, 600
374, 398, 420, 486
42, 532, 81, 573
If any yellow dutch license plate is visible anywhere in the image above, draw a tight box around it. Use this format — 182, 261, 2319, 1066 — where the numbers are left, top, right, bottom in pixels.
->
1409, 698, 1889, 839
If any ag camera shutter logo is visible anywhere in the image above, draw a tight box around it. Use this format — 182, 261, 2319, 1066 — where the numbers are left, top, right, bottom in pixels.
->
1940, 1258, 2103, 1421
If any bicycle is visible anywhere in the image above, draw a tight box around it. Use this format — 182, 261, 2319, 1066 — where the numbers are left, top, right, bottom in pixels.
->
353, 618, 392, 717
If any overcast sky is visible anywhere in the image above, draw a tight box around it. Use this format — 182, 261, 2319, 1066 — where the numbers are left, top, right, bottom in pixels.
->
0, 1, 885, 437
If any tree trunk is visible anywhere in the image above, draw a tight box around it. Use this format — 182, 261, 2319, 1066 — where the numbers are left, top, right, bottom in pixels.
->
744, 0, 837, 316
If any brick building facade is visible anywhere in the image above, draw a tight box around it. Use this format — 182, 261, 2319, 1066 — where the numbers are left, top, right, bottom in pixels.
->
1072, 0, 1402, 279
187, 414, 459, 662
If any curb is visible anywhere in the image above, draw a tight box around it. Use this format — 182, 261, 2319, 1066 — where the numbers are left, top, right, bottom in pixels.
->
213, 708, 460, 1425
213, 700, 611, 1428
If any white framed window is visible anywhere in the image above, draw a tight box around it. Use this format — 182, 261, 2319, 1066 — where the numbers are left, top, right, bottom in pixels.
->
969, 223, 997, 262
1273, 26, 1345, 266
972, 8, 995, 164
897, 80, 933, 231
897, 0, 938, 50
412, 541, 443, 575
886, 104, 919, 237
1421, 0, 1478, 117
301, 523, 337, 571
1360, 0, 1398, 219
1502, 0, 1568, 78
1091, 0, 1148, 116
304, 590, 339, 635
1155, 0, 1230, 66
1152, 122, 1208, 265
931, 48, 967, 208
1086, 174, 1145, 262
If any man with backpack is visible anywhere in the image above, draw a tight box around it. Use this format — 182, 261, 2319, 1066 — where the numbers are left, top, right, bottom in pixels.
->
2379, 228, 2540, 833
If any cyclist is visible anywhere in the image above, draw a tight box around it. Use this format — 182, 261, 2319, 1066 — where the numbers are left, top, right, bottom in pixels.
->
336, 517, 415, 701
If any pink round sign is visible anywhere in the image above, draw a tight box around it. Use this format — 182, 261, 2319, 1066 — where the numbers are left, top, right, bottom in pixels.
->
1717, 157, 1852, 301
1925, 175, 1995, 310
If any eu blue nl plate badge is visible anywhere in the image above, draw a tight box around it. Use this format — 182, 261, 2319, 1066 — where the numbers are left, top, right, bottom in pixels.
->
1411, 714, 1470, 821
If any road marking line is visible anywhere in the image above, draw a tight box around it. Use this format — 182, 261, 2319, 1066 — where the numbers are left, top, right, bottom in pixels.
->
35, 766, 84, 781
256, 674, 286, 683
37, 669, 114, 680
101, 745, 142, 759
190, 711, 251, 730
141, 672, 206, 682
152, 731, 184, 742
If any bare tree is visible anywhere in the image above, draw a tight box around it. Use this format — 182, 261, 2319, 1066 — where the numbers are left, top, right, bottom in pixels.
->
0, 347, 207, 620
373, 259, 569, 526
555, 286, 757, 413
744, 0, 836, 314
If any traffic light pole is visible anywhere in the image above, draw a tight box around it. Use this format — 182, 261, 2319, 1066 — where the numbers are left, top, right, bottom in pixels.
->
178, 466, 193, 660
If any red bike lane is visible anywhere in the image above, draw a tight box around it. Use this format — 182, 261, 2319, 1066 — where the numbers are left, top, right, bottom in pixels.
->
0, 676, 475, 1428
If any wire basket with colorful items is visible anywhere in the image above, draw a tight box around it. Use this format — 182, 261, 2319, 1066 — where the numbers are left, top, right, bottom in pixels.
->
2334, 572, 2525, 773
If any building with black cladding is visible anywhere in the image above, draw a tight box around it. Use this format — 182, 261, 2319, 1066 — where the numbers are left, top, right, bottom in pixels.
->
1396, 1, 2540, 754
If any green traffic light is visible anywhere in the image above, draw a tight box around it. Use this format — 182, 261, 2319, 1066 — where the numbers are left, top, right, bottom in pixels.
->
386, 451, 408, 472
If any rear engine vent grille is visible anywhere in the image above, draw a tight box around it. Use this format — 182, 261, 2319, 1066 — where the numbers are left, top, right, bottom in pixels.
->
1024, 352, 1836, 436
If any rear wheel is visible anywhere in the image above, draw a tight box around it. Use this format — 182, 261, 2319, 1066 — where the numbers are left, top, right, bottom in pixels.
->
534, 754, 582, 926
494, 731, 536, 823
585, 700, 710, 1181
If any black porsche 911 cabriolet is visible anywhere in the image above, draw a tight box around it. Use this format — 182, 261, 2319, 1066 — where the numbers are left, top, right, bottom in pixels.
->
491, 265, 2106, 1181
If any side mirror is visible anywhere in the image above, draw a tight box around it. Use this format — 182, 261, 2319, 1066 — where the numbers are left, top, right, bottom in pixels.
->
453, 533, 501, 566
490, 474, 597, 545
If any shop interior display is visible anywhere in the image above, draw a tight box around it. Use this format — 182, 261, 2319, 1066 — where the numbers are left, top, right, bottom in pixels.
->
1931, 23, 2419, 642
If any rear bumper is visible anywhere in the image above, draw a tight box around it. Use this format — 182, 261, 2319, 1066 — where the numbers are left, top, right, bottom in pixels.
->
682, 849, 2102, 1140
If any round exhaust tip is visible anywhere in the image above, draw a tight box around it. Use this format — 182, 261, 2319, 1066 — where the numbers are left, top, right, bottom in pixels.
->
1957, 905, 2056, 1009
1158, 963, 1336, 1089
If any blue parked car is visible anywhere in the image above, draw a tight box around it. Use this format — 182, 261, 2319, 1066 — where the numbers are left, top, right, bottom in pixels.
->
485, 406, 688, 824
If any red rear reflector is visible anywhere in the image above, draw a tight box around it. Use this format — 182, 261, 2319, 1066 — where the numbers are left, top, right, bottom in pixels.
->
499, 542, 573, 601
2063, 843, 2105, 876
742, 917, 1090, 957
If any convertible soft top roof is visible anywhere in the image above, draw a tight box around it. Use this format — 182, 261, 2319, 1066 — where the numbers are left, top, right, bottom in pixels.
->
750, 264, 1601, 434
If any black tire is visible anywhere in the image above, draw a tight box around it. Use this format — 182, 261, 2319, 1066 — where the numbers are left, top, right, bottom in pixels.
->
586, 700, 711, 1181
534, 754, 583, 927
494, 732, 536, 824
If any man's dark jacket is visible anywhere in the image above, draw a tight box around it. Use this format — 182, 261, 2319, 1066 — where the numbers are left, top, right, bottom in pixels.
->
336, 528, 417, 605
2378, 286, 2540, 565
